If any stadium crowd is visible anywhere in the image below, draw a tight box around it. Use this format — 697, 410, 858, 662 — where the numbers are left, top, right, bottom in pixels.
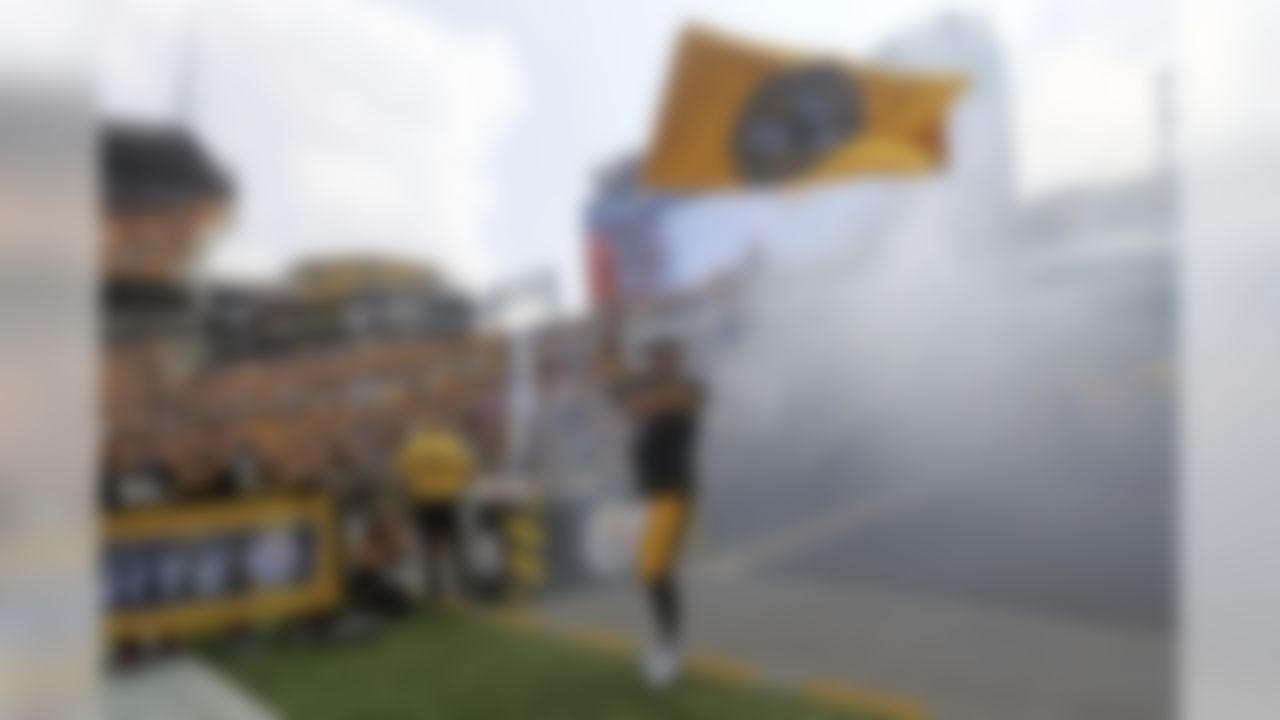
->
101, 338, 518, 662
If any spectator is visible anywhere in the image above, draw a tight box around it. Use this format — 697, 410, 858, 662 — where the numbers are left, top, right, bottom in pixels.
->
102, 432, 172, 511
395, 409, 476, 603
345, 498, 414, 618
172, 430, 236, 502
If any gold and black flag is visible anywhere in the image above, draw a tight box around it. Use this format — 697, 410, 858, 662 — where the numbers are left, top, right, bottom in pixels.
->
642, 26, 968, 191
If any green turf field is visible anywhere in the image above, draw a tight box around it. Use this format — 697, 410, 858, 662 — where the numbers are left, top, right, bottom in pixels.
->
215, 614, 894, 720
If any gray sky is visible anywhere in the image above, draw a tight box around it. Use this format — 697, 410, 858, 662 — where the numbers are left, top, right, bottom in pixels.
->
96, 0, 1172, 308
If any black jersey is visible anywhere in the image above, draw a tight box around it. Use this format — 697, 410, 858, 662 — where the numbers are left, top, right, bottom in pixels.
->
630, 378, 702, 496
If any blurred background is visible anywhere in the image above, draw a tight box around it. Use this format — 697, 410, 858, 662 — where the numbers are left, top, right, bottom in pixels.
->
10, 0, 1280, 718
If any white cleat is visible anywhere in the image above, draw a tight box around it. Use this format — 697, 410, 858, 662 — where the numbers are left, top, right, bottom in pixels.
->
642, 639, 681, 690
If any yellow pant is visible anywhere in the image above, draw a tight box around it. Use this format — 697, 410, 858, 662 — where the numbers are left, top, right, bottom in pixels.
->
636, 494, 691, 583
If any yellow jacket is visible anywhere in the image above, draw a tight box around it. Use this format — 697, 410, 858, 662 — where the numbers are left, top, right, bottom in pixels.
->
396, 428, 474, 503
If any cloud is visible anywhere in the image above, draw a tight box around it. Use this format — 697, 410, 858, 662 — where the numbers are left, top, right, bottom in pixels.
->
992, 0, 1174, 196
96, 0, 523, 289
96, 0, 192, 116
1017, 50, 1158, 194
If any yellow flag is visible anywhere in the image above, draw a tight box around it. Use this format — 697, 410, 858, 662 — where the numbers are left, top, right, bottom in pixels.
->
642, 26, 968, 190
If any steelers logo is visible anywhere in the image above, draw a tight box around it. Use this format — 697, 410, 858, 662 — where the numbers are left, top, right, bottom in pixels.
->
733, 63, 863, 184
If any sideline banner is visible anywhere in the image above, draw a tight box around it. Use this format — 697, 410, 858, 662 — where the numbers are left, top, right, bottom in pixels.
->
103, 495, 343, 641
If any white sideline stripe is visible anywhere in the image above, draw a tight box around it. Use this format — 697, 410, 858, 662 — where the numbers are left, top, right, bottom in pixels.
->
106, 658, 280, 720
695, 488, 931, 579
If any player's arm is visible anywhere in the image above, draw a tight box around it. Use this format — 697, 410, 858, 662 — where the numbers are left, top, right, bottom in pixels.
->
592, 331, 627, 390
593, 332, 641, 415
627, 379, 701, 417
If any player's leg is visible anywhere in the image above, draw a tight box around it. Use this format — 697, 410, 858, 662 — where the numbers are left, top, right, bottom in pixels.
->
417, 505, 446, 603
648, 575, 680, 643
637, 493, 690, 687
439, 501, 467, 601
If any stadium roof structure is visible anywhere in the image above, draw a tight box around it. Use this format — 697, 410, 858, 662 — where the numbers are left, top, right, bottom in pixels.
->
101, 122, 233, 212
